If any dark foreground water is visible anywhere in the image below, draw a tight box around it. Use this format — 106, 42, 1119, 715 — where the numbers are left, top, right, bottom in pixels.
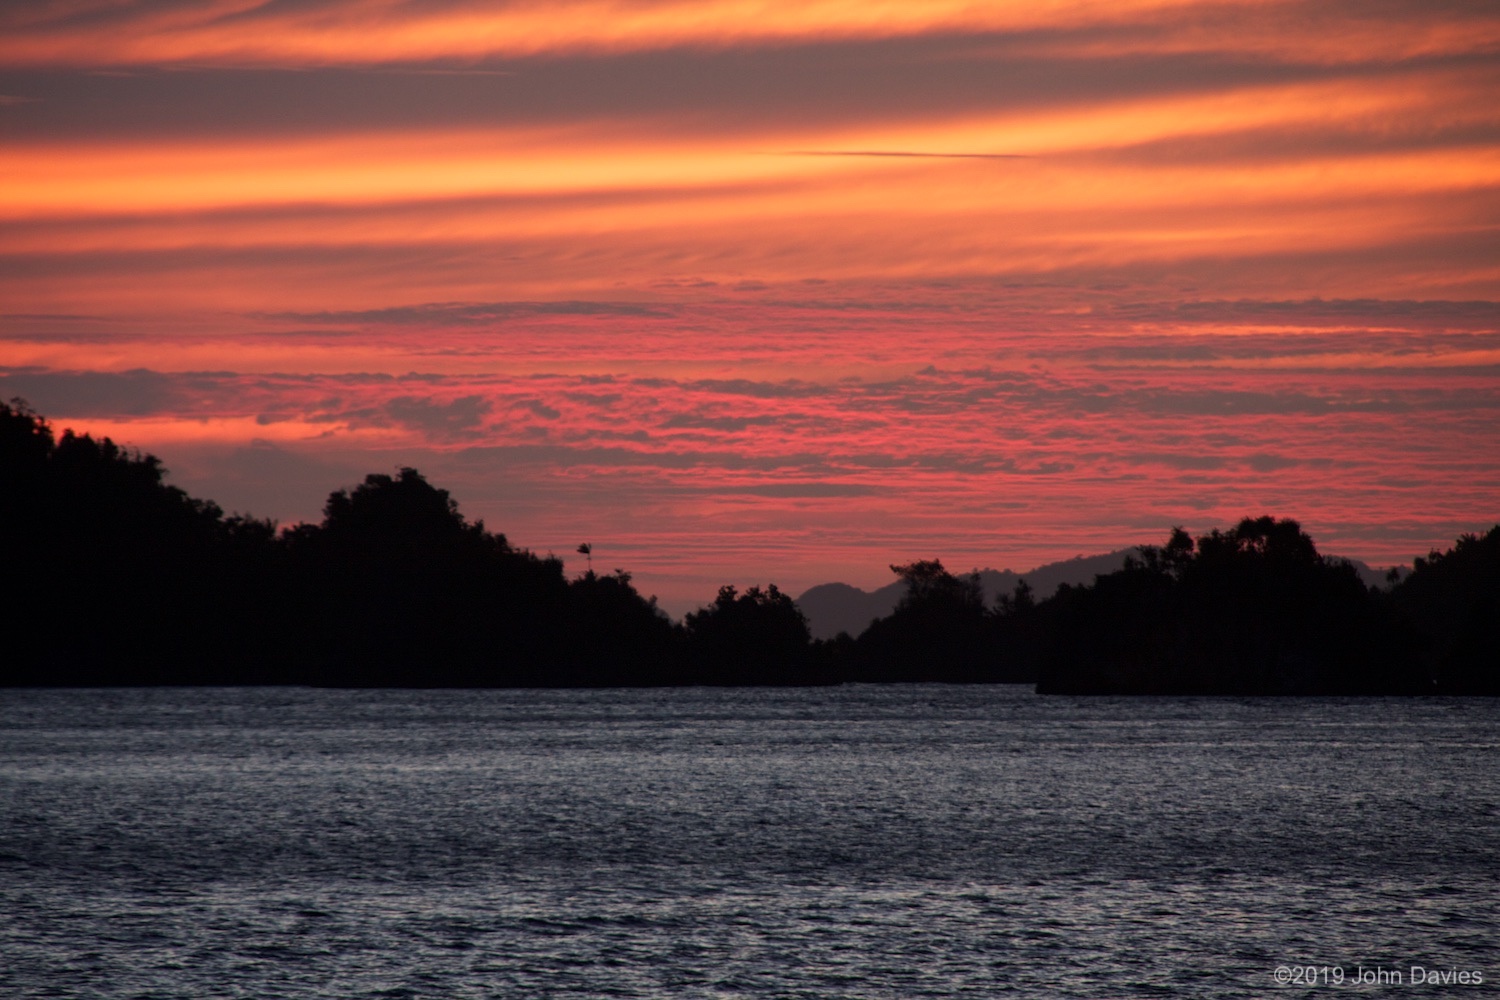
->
1, 687, 1497, 999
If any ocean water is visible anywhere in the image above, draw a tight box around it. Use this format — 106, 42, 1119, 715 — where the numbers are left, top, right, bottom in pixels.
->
1, 685, 1496, 998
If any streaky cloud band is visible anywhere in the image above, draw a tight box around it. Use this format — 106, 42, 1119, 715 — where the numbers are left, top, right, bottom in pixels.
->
781, 149, 1030, 159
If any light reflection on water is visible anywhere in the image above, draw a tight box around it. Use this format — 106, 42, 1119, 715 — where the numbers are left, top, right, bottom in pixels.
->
1, 686, 1496, 998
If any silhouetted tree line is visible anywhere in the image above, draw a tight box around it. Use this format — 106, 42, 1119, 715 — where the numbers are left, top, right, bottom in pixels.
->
2, 400, 683, 686
3, 400, 1496, 692
1035, 519, 1431, 694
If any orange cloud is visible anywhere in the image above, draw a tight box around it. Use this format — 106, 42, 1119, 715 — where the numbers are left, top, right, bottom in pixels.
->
0, 0, 1285, 67
5, 0, 1498, 70
4, 58, 1495, 318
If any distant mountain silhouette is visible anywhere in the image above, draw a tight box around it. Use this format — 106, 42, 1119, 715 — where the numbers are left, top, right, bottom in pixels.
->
796, 550, 1399, 640
797, 550, 1137, 640
794, 581, 907, 642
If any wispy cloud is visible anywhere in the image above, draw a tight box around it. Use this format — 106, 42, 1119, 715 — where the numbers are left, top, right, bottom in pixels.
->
6, 0, 1499, 68
261, 301, 674, 325
783, 150, 1030, 159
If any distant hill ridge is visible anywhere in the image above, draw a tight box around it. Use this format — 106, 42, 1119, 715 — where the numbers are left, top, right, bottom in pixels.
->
794, 549, 1396, 640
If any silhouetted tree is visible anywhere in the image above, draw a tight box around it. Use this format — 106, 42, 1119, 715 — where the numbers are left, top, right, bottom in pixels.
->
1, 398, 282, 683
1038, 518, 1426, 694
1, 405, 678, 688
283, 467, 576, 685
853, 560, 1010, 681
1394, 526, 1500, 693
565, 568, 683, 684
989, 578, 1046, 682
684, 584, 821, 684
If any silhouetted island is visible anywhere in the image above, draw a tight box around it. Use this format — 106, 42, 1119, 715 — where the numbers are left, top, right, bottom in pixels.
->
2, 399, 1496, 693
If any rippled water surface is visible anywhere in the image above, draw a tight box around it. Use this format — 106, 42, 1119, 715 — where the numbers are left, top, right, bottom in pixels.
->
2, 686, 1497, 998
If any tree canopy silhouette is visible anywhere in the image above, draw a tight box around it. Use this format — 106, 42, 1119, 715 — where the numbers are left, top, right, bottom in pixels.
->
850, 559, 1015, 682
1037, 517, 1426, 694
3, 400, 1494, 692
1, 398, 280, 683
1, 401, 681, 687
684, 584, 822, 684
1393, 526, 1500, 693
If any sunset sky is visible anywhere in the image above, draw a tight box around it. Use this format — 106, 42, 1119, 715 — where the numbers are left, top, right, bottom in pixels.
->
3, 0, 1498, 613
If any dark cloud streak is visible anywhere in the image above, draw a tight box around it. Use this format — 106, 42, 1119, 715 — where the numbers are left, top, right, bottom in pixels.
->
0, 33, 1469, 142
261, 301, 674, 325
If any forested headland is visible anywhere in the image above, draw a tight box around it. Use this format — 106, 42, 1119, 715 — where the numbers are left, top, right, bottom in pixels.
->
3, 400, 1496, 693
